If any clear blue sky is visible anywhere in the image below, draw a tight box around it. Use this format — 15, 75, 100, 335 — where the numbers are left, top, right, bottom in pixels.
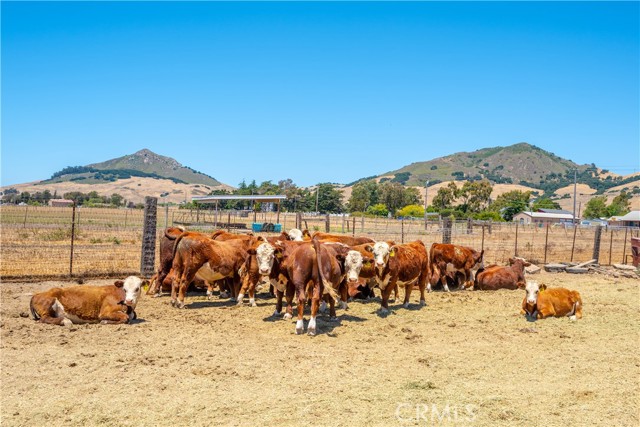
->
2, 1, 639, 187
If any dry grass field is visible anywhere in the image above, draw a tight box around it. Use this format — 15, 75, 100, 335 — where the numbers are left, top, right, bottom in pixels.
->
1, 271, 638, 426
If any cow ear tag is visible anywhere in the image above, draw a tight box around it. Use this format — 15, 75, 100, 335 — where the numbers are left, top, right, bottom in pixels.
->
143, 282, 149, 292
390, 251, 395, 257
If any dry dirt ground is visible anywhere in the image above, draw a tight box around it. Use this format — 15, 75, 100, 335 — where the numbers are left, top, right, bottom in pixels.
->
1, 272, 638, 427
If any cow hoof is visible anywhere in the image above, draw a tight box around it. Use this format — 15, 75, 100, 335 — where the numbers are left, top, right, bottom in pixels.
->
176, 301, 185, 309
295, 320, 304, 335
403, 302, 410, 309
569, 315, 577, 322
329, 316, 338, 322
283, 313, 293, 320
307, 329, 316, 336
272, 310, 281, 317
249, 299, 257, 307
220, 291, 230, 299
153, 293, 163, 298
170, 299, 176, 307
100, 320, 108, 325
319, 301, 327, 313
379, 308, 389, 315
420, 300, 426, 306
236, 300, 244, 307
230, 297, 237, 303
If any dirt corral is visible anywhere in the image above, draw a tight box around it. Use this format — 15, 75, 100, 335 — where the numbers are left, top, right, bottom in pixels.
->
1, 272, 638, 426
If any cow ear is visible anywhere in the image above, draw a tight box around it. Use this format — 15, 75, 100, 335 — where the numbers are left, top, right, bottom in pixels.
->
539, 283, 547, 292
274, 248, 284, 259
524, 261, 531, 267
508, 257, 515, 265
336, 254, 345, 264
387, 241, 396, 246
389, 247, 397, 257
363, 257, 373, 266
248, 248, 257, 255
364, 245, 374, 253
114, 280, 124, 288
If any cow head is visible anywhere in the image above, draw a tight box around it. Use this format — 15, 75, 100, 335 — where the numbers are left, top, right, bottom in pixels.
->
524, 280, 547, 306
344, 250, 364, 283
255, 242, 276, 276
115, 276, 145, 308
287, 228, 304, 242
369, 242, 391, 270
473, 249, 485, 270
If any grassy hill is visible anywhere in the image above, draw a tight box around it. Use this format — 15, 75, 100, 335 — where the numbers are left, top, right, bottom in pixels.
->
378, 142, 636, 196
45, 149, 221, 187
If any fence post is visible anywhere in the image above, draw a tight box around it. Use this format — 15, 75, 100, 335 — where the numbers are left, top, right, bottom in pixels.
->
401, 218, 405, 244
69, 202, 77, 277
592, 225, 603, 263
481, 223, 485, 252
570, 224, 578, 262
514, 222, 519, 257
608, 229, 614, 266
361, 216, 364, 233
164, 204, 169, 229
544, 223, 550, 264
341, 214, 345, 234
23, 205, 28, 228
140, 197, 158, 277
622, 228, 628, 263
442, 218, 452, 244
296, 212, 302, 230
325, 214, 330, 233
467, 218, 472, 235
352, 217, 356, 237
227, 212, 231, 232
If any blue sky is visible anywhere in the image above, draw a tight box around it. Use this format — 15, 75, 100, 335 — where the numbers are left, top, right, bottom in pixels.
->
2, 1, 639, 187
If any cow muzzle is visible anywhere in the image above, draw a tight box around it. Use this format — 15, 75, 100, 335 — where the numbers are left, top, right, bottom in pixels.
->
259, 268, 270, 275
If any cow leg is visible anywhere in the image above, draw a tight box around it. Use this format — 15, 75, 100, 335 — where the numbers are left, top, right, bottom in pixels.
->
418, 275, 427, 306
98, 305, 130, 324
295, 284, 306, 335
339, 282, 349, 311
273, 289, 284, 317
441, 274, 450, 293
379, 285, 394, 314
308, 286, 321, 336
31, 296, 72, 326
402, 284, 413, 309
284, 285, 295, 320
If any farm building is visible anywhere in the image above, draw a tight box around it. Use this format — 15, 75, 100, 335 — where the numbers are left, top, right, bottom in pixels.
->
536, 208, 573, 215
609, 210, 640, 228
512, 211, 576, 227
48, 199, 74, 207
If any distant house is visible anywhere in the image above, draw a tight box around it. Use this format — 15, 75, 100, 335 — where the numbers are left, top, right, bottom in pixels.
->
609, 211, 640, 228
536, 208, 573, 215
49, 199, 74, 207
512, 211, 576, 227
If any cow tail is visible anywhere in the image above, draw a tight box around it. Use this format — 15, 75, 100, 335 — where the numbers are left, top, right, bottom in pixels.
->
312, 238, 340, 303
29, 297, 40, 321
171, 232, 187, 260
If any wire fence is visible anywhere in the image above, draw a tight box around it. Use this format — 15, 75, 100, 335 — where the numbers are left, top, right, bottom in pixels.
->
1, 205, 638, 280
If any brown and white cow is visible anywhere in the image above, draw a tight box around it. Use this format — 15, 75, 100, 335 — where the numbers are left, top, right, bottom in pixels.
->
429, 243, 484, 292
147, 226, 186, 296
287, 228, 305, 241
474, 258, 531, 291
312, 232, 375, 246
368, 240, 429, 314
343, 242, 399, 301
170, 232, 255, 308
30, 276, 145, 326
235, 241, 278, 307
521, 281, 583, 321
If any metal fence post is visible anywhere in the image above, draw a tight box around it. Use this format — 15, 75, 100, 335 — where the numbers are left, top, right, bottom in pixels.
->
140, 196, 158, 277
570, 224, 578, 262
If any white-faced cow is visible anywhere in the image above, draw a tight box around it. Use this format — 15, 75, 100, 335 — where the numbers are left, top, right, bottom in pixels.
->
521, 281, 583, 321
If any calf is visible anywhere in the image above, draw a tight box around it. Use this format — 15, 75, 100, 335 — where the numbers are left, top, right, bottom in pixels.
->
170, 232, 251, 308
147, 226, 185, 296
287, 228, 305, 241
521, 281, 583, 321
474, 258, 531, 290
312, 232, 375, 246
30, 277, 145, 326
344, 242, 398, 301
429, 243, 484, 292
369, 240, 429, 314
236, 241, 278, 307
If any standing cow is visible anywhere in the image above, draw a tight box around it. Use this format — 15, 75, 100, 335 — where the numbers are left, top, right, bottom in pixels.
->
429, 243, 484, 292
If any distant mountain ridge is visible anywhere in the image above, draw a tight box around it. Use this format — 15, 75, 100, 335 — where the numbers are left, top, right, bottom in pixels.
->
46, 149, 221, 187
376, 142, 635, 195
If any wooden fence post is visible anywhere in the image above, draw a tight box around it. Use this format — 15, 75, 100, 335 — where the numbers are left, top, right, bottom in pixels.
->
325, 214, 330, 232
622, 227, 628, 263
467, 218, 473, 235
481, 223, 485, 252
608, 228, 614, 266
544, 223, 550, 264
140, 196, 158, 277
514, 222, 519, 257
442, 218, 452, 244
570, 224, 578, 262
592, 225, 603, 263
401, 218, 405, 244
69, 202, 76, 277
352, 216, 356, 237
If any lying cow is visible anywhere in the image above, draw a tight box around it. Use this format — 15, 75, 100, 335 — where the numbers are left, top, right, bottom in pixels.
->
429, 243, 484, 292
474, 258, 531, 290
30, 276, 145, 326
521, 281, 583, 321
312, 231, 375, 246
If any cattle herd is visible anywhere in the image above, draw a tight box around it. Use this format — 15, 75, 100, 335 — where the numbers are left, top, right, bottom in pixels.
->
29, 227, 584, 334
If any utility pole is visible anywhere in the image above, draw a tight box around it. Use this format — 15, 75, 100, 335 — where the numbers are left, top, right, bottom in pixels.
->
315, 187, 319, 213
572, 169, 577, 224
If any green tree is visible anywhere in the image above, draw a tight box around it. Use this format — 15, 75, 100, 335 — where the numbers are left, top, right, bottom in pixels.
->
378, 182, 406, 213
606, 191, 632, 216
532, 197, 561, 210
583, 196, 608, 219
110, 193, 124, 207
432, 182, 458, 210
313, 183, 344, 213
397, 204, 425, 218
490, 190, 531, 221
458, 180, 492, 213
366, 203, 388, 217
348, 180, 379, 212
